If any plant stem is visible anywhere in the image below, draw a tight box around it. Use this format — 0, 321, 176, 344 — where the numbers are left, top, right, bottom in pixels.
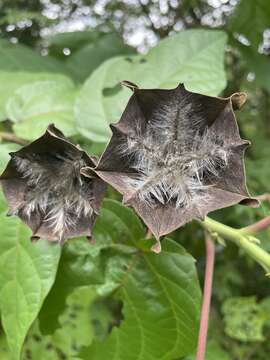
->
256, 193, 270, 202
0, 131, 28, 146
196, 233, 215, 360
241, 216, 270, 234
201, 217, 270, 273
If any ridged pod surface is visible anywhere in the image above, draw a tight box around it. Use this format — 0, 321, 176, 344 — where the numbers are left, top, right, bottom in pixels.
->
90, 82, 258, 251
0, 124, 107, 244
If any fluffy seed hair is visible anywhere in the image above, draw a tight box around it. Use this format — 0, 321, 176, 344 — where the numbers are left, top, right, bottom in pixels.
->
92, 83, 258, 242
12, 152, 93, 242
0, 125, 106, 244
118, 88, 229, 210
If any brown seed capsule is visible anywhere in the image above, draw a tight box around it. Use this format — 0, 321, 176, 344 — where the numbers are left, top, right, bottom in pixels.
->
0, 124, 107, 245
90, 82, 258, 251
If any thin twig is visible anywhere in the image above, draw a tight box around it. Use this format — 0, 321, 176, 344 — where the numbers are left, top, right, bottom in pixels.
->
256, 193, 270, 202
241, 216, 270, 234
196, 232, 215, 360
0, 131, 28, 146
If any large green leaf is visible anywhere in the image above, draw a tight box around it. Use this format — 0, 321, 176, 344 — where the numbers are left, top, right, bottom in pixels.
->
6, 77, 78, 140
0, 9, 45, 27
47, 30, 101, 57
80, 238, 201, 360
0, 214, 61, 359
184, 340, 231, 360
39, 200, 200, 360
0, 39, 66, 74
22, 286, 95, 358
0, 40, 72, 123
93, 199, 145, 252
0, 143, 20, 214
229, 0, 270, 49
39, 199, 144, 334
75, 29, 227, 142
0, 72, 72, 121
66, 33, 135, 82
238, 45, 270, 92
0, 143, 20, 173
222, 297, 267, 342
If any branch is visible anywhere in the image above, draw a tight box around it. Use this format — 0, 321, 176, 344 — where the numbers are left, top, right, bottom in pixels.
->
196, 232, 215, 360
0, 131, 28, 146
200, 217, 270, 274
256, 193, 270, 202
241, 216, 270, 234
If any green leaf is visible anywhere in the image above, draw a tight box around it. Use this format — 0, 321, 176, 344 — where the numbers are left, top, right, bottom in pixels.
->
0, 214, 61, 359
0, 334, 10, 360
0, 143, 19, 214
6, 77, 78, 140
39, 199, 144, 334
0, 72, 72, 121
222, 297, 267, 342
39, 200, 201, 360
184, 339, 231, 360
93, 199, 145, 251
0, 9, 46, 26
0, 39, 66, 74
0, 143, 20, 173
238, 45, 270, 92
53, 286, 95, 352
39, 237, 106, 335
48, 31, 101, 56
90, 296, 123, 341
75, 29, 227, 142
229, 0, 270, 49
66, 33, 135, 82
79, 238, 201, 360
23, 286, 95, 358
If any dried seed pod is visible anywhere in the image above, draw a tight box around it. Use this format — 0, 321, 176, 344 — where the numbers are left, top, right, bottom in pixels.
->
91, 83, 258, 251
0, 124, 107, 244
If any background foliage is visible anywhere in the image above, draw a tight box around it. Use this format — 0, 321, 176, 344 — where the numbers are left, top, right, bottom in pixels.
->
0, 0, 270, 359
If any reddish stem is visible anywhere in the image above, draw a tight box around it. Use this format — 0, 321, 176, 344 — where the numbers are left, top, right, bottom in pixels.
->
241, 216, 270, 234
196, 233, 215, 360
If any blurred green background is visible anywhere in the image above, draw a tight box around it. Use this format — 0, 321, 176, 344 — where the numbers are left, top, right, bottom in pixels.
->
0, 1, 270, 359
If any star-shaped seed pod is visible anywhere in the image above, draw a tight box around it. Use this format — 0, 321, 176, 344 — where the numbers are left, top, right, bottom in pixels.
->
90, 82, 258, 252
0, 124, 107, 244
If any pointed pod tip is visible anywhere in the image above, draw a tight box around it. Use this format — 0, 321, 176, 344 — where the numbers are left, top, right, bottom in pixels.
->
80, 166, 95, 178
122, 194, 133, 207
151, 240, 161, 253
240, 198, 260, 208
89, 155, 99, 167
177, 83, 185, 89
46, 123, 65, 139
30, 235, 40, 243
87, 235, 96, 244
46, 123, 56, 133
59, 236, 66, 246
231, 92, 247, 110
76, 144, 83, 151
6, 209, 18, 217
121, 80, 139, 92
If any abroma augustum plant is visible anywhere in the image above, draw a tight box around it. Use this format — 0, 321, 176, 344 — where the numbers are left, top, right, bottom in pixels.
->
0, 82, 258, 250
90, 81, 258, 251
0, 80, 268, 360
